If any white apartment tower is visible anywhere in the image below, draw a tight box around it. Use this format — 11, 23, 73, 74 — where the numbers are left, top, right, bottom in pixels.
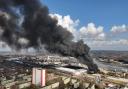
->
32, 68, 46, 87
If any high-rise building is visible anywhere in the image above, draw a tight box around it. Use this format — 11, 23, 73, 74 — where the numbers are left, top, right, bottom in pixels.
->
32, 68, 46, 87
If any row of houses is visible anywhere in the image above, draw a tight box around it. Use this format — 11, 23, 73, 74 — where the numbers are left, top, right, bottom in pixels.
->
0, 73, 32, 89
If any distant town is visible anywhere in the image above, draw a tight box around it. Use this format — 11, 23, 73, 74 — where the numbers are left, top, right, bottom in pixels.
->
0, 51, 127, 89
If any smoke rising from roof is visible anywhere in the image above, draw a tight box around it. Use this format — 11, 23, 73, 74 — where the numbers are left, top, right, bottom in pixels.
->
0, 0, 98, 72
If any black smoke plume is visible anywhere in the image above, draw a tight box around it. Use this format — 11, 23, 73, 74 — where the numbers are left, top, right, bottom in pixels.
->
0, 0, 98, 72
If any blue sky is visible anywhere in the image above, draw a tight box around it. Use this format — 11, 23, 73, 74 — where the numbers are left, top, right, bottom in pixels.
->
42, 0, 128, 31
41, 0, 128, 51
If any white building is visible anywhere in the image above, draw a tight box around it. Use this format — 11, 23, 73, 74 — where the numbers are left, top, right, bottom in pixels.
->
32, 68, 46, 87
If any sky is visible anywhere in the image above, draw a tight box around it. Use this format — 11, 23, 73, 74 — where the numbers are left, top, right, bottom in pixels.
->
0, 0, 128, 51
42, 0, 128, 30
41, 0, 128, 51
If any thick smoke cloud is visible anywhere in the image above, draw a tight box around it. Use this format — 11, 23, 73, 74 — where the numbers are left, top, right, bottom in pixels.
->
0, 0, 98, 72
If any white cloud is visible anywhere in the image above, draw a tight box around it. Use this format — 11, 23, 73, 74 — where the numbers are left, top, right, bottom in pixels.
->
50, 13, 128, 50
79, 23, 106, 40
111, 24, 128, 33
50, 13, 79, 33
80, 23, 103, 35
85, 39, 128, 51
87, 39, 128, 46
117, 39, 128, 45
97, 33, 106, 40
50, 13, 80, 41
50, 14, 106, 41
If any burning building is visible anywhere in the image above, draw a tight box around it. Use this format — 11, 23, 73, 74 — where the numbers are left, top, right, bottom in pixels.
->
0, 0, 98, 73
